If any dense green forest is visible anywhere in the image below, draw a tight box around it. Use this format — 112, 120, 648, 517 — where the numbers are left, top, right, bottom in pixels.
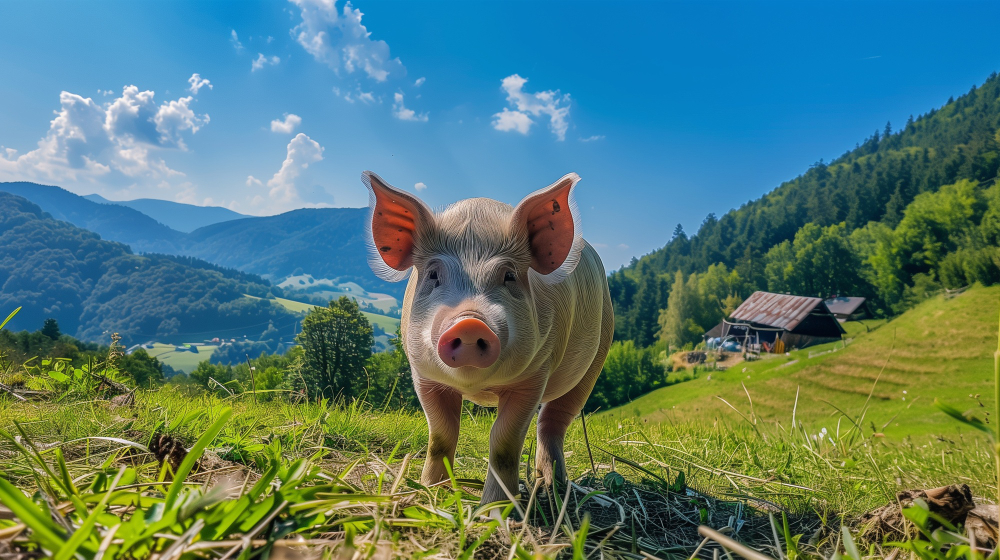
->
0, 193, 298, 345
612, 72, 1000, 348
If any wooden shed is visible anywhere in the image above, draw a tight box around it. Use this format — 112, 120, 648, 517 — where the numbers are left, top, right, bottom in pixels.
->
704, 291, 845, 350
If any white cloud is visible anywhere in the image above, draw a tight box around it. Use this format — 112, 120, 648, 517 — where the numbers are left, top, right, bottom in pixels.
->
249, 132, 327, 212
230, 29, 244, 52
252, 53, 280, 71
492, 74, 571, 141
414, 77, 425, 87
175, 182, 213, 205
0, 84, 209, 189
392, 92, 427, 122
491, 108, 532, 135
188, 73, 212, 95
270, 113, 302, 133
414, 181, 427, 191
357, 91, 376, 104
580, 135, 605, 142
289, 0, 405, 82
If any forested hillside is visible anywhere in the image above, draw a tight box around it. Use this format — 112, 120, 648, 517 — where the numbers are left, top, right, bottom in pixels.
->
613, 72, 1000, 347
180, 208, 389, 295
0, 182, 184, 253
0, 182, 397, 297
0, 192, 297, 344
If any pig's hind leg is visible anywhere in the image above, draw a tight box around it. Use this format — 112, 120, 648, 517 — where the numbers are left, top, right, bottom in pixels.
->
536, 292, 615, 489
415, 376, 464, 486
534, 354, 605, 490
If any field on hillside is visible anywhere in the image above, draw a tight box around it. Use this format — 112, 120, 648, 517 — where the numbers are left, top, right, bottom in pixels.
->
144, 343, 218, 374
244, 294, 401, 333
619, 285, 999, 438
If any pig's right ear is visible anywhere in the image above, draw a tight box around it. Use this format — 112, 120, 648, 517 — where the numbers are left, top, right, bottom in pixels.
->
362, 171, 434, 282
511, 172, 584, 284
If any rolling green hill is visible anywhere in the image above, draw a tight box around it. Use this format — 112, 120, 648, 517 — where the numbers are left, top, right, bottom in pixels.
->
612, 283, 999, 438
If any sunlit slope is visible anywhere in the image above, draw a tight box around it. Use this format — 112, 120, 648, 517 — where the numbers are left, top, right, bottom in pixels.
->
610, 284, 999, 438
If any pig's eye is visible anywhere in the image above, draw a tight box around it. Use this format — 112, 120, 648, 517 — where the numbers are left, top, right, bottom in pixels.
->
503, 270, 517, 283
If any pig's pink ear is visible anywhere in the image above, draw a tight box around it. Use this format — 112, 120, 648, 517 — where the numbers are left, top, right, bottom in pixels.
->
511, 172, 584, 283
363, 171, 434, 282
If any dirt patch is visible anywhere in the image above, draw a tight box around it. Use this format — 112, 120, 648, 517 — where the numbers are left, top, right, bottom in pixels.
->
858, 484, 982, 541
672, 351, 744, 371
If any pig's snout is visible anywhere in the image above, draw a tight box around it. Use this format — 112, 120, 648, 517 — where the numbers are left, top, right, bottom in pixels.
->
437, 318, 501, 369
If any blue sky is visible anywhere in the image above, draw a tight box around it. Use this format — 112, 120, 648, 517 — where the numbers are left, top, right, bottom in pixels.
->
1, 1, 999, 270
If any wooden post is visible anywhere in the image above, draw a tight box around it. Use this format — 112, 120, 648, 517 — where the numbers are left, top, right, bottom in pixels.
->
245, 353, 257, 403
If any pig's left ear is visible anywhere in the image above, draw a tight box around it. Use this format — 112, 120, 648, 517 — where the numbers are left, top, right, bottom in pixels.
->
363, 171, 435, 282
511, 172, 584, 284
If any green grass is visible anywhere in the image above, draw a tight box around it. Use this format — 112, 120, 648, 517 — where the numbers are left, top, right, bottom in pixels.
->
0, 385, 993, 558
613, 284, 1000, 439
144, 343, 217, 374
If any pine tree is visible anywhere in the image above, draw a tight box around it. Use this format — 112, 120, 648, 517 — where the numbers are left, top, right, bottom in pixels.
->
672, 224, 687, 241
41, 318, 60, 340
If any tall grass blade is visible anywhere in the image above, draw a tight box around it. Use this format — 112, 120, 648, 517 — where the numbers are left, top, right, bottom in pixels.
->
164, 406, 233, 509
0, 307, 20, 330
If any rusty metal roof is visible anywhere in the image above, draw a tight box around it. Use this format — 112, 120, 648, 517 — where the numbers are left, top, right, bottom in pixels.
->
823, 296, 867, 317
730, 291, 829, 331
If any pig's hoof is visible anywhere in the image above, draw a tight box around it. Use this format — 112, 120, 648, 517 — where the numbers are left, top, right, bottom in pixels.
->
534, 464, 568, 490
479, 494, 523, 521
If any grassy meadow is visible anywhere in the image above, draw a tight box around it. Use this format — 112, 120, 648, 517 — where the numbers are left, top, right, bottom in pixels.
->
0, 286, 997, 558
621, 285, 999, 439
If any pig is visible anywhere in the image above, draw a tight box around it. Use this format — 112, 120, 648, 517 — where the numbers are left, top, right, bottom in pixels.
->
362, 171, 614, 505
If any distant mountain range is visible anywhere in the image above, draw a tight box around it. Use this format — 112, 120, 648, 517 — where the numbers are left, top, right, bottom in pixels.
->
0, 182, 184, 254
0, 192, 297, 344
0, 182, 401, 298
83, 193, 247, 233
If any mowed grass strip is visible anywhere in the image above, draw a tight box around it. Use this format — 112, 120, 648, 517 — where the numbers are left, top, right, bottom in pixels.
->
613, 284, 999, 439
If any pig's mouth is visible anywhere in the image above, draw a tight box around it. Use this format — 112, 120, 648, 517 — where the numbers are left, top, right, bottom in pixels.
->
435, 313, 501, 370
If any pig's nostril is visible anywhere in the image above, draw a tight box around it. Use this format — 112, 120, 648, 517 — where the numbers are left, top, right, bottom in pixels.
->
476, 338, 488, 352
450, 338, 463, 350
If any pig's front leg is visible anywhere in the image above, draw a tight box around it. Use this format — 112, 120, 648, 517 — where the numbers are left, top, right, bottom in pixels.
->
414, 375, 464, 486
481, 385, 544, 505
